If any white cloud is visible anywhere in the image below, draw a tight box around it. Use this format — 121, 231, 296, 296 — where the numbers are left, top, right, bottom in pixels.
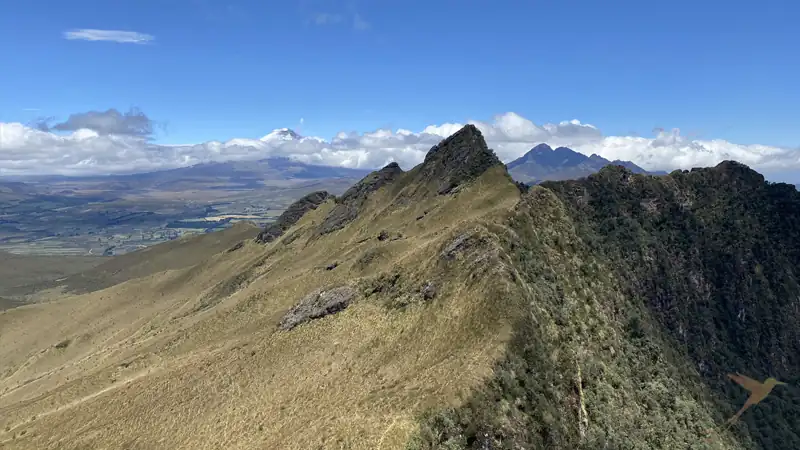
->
63, 29, 154, 44
1, 112, 798, 179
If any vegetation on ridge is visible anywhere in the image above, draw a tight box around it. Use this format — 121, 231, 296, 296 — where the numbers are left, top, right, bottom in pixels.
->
409, 162, 800, 449
2, 123, 798, 450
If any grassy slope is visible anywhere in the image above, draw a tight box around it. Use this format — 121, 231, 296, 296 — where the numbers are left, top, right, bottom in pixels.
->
50, 221, 261, 295
0, 167, 526, 449
2, 162, 796, 449
0, 252, 103, 301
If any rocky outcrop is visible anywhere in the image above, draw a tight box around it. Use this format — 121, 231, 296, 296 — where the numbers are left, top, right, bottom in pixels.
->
418, 124, 502, 195
255, 191, 331, 244
279, 286, 358, 331
318, 162, 404, 234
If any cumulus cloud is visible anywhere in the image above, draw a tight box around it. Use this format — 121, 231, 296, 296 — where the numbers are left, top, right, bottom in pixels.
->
63, 29, 154, 44
1, 110, 798, 179
40, 108, 157, 137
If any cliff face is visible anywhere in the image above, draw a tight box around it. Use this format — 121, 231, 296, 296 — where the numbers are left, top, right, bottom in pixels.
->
255, 190, 331, 243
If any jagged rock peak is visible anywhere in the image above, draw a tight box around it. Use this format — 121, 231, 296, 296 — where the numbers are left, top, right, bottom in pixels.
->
337, 162, 404, 204
420, 124, 503, 195
255, 191, 331, 244
318, 162, 404, 235
383, 161, 401, 170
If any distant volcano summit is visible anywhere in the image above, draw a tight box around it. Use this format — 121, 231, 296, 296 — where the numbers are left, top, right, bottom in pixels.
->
506, 143, 664, 183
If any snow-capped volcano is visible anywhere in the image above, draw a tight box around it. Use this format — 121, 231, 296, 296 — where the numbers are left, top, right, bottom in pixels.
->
260, 128, 301, 142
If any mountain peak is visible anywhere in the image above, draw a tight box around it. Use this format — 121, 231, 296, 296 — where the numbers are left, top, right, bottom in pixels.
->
260, 128, 301, 142
588, 153, 608, 162
507, 143, 654, 183
530, 143, 553, 154
419, 124, 503, 195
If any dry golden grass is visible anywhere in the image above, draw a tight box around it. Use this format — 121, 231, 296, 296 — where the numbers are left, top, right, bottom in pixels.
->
0, 252, 103, 301
0, 167, 529, 449
51, 221, 260, 295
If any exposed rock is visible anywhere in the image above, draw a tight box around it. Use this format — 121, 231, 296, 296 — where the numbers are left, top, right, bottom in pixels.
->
325, 262, 338, 271
279, 286, 357, 331
421, 281, 437, 300
419, 124, 502, 195
226, 241, 245, 253
377, 230, 389, 241
441, 232, 476, 260
255, 191, 331, 244
318, 163, 404, 235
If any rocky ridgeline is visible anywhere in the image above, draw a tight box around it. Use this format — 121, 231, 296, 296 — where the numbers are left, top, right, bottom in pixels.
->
254, 191, 331, 244
418, 124, 502, 195
255, 124, 505, 244
317, 162, 405, 235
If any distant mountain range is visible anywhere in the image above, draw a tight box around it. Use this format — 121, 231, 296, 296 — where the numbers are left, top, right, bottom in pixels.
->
5, 141, 663, 193
96, 157, 372, 191
12, 157, 372, 193
506, 143, 667, 184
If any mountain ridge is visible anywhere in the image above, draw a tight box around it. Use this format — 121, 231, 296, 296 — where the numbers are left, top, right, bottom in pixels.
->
506, 142, 666, 184
1, 125, 797, 449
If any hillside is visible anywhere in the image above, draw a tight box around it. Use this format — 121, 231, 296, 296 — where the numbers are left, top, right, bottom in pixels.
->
0, 252, 103, 303
506, 143, 665, 184
0, 126, 797, 449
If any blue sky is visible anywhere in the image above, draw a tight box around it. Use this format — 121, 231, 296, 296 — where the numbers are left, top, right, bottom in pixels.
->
2, 0, 797, 147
